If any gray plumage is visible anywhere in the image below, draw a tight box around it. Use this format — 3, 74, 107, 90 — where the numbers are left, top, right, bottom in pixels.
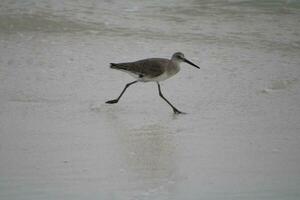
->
110, 58, 167, 78
106, 52, 200, 114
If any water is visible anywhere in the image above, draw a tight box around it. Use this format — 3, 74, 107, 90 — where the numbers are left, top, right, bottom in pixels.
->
0, 0, 300, 200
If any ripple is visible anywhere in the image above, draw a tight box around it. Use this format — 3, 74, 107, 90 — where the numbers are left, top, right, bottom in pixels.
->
269, 78, 299, 90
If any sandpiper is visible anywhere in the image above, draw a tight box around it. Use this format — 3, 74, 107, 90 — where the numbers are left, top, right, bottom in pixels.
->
106, 52, 200, 114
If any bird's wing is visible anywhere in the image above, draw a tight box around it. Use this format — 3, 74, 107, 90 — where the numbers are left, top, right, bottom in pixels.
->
115, 58, 168, 78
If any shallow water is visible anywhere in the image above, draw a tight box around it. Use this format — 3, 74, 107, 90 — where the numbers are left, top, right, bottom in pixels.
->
1, 0, 300, 200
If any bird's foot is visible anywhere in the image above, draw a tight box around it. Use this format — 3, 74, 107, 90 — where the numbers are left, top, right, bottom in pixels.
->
173, 108, 186, 115
106, 99, 119, 104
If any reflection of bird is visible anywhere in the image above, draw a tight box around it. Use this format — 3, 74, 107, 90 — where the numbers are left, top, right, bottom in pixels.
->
106, 52, 200, 114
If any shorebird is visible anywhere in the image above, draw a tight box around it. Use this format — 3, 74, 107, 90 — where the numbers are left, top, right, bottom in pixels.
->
106, 52, 200, 114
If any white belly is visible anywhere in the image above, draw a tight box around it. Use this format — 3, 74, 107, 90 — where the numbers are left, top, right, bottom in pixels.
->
147, 72, 172, 82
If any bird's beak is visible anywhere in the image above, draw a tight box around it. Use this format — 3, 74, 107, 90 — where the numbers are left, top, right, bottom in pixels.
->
183, 58, 200, 69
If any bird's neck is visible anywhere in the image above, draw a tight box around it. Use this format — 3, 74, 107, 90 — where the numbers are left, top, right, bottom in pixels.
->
168, 60, 180, 75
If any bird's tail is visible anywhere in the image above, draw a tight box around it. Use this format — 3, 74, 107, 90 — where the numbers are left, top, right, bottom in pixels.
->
110, 63, 128, 70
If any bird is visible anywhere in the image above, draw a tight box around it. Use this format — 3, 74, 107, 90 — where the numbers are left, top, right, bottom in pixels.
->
106, 52, 200, 114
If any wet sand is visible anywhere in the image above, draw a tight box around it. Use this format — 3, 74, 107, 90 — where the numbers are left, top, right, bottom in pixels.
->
1, 1, 300, 199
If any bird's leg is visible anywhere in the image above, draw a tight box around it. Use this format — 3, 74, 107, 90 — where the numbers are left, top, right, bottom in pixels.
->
157, 82, 185, 114
106, 81, 138, 104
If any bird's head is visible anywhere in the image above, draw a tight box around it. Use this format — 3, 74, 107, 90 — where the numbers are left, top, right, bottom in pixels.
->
171, 52, 200, 69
